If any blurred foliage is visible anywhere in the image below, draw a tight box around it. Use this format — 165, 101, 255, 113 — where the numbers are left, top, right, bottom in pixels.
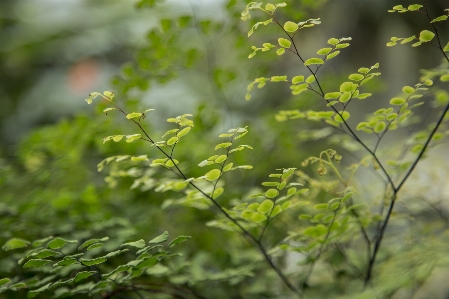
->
1, 0, 449, 298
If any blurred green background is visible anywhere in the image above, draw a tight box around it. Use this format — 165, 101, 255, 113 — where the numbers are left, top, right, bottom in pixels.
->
1, 0, 449, 298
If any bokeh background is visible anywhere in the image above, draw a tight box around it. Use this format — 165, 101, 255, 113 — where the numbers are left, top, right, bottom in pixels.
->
1, 0, 449, 298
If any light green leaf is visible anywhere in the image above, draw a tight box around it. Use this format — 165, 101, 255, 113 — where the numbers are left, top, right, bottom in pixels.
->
215, 142, 232, 150
325, 92, 342, 99
292, 75, 304, 84
304, 58, 324, 66
390, 97, 406, 105
358, 67, 369, 73
86, 243, 103, 251
265, 3, 276, 11
2, 238, 29, 251
317, 47, 332, 55
149, 231, 169, 244
271, 205, 283, 217
121, 239, 146, 249
339, 92, 352, 103
356, 93, 372, 99
126, 134, 141, 143
258, 200, 274, 214
327, 38, 339, 45
440, 74, 449, 82
205, 169, 221, 181
103, 108, 116, 114
314, 203, 328, 210
443, 42, 449, 52
431, 15, 448, 23
348, 73, 364, 81
271, 76, 288, 82
251, 213, 267, 223
284, 21, 299, 32
276, 48, 285, 55
340, 82, 356, 92
167, 136, 179, 146
278, 38, 291, 48
326, 50, 340, 59
23, 259, 51, 269
215, 155, 227, 163
177, 127, 191, 138
374, 122, 386, 133
265, 189, 279, 198
223, 163, 233, 172
282, 168, 295, 180
32, 237, 53, 247
305, 75, 315, 83
212, 187, 224, 199
419, 30, 435, 42
334, 111, 350, 123
336, 43, 350, 49
408, 4, 423, 11
47, 238, 78, 250
103, 91, 114, 98
126, 112, 142, 119
402, 86, 415, 94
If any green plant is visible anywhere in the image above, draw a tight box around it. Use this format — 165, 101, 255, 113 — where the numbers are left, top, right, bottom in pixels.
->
1, 1, 449, 298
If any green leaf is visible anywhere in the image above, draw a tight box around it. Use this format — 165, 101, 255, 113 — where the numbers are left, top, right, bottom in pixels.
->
278, 38, 291, 48
223, 163, 233, 172
443, 42, 449, 52
214, 155, 227, 163
282, 168, 295, 180
177, 127, 191, 138
74, 271, 96, 283
348, 73, 364, 81
336, 43, 350, 49
314, 203, 328, 210
0, 278, 11, 286
31, 249, 59, 259
27, 283, 52, 298
327, 38, 339, 45
32, 237, 53, 247
265, 189, 279, 198
23, 259, 51, 269
205, 169, 221, 181
334, 111, 350, 123
47, 238, 77, 250
271, 76, 287, 82
356, 93, 372, 99
339, 92, 352, 103
80, 257, 107, 266
2, 238, 30, 251
168, 236, 191, 248
325, 92, 342, 100
79, 237, 109, 251
408, 4, 423, 11
265, 3, 275, 11
419, 30, 435, 42
167, 136, 179, 146
251, 213, 267, 223
440, 74, 449, 82
126, 112, 142, 119
304, 58, 324, 66
215, 142, 232, 150
149, 231, 169, 244
305, 75, 315, 84
317, 47, 332, 55
292, 75, 304, 84
374, 122, 386, 133
104, 249, 128, 258
126, 134, 141, 143
212, 187, 224, 199
402, 86, 415, 94
340, 82, 356, 92
284, 21, 298, 32
390, 97, 406, 105
276, 48, 285, 55
121, 239, 146, 249
431, 15, 448, 23
326, 50, 340, 60
258, 200, 274, 214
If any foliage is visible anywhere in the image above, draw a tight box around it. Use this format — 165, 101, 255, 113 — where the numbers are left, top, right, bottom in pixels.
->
1, 1, 449, 299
